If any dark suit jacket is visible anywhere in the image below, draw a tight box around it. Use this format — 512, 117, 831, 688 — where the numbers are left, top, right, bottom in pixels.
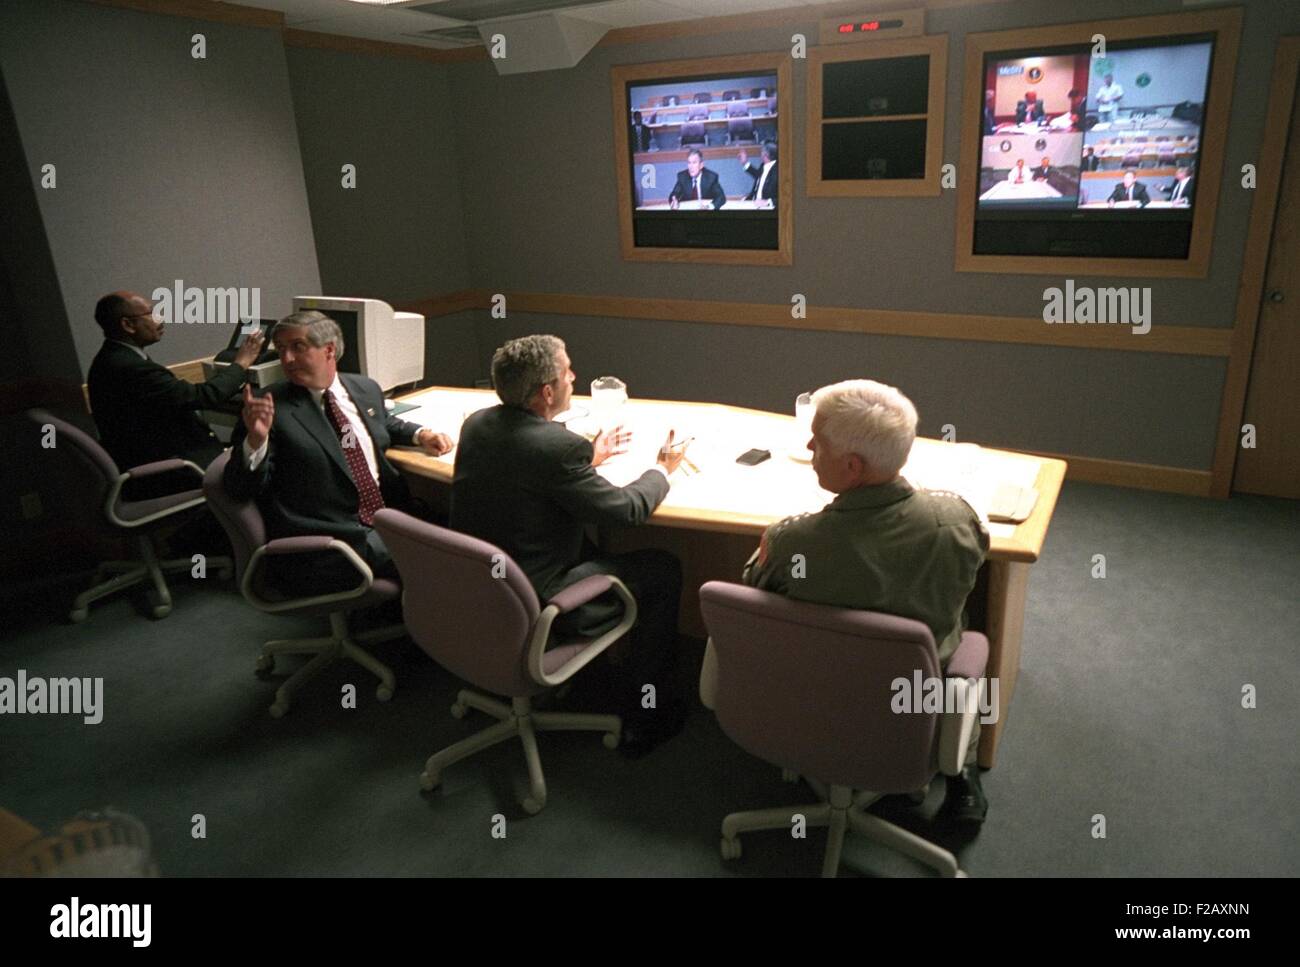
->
450, 404, 670, 599
1108, 181, 1151, 206
1030, 165, 1052, 181
1015, 100, 1045, 124
669, 167, 726, 208
742, 160, 777, 203
630, 123, 653, 152
87, 339, 245, 472
1165, 176, 1194, 204
223, 373, 420, 557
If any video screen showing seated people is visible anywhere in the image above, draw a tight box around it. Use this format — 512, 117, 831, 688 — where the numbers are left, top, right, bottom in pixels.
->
627, 72, 779, 212
978, 52, 1089, 209
978, 41, 1211, 213
1078, 41, 1210, 210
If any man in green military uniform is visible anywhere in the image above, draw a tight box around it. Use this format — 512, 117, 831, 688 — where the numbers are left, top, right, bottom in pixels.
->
701, 379, 990, 824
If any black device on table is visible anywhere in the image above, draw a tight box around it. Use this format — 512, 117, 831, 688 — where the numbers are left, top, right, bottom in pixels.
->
214, 319, 278, 366
736, 448, 771, 466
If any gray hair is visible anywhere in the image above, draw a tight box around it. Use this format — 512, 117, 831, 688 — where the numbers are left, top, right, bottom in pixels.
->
811, 379, 918, 478
491, 334, 565, 407
272, 310, 344, 358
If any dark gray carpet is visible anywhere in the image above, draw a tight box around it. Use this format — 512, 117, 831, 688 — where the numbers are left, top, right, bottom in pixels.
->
3, 481, 1297, 876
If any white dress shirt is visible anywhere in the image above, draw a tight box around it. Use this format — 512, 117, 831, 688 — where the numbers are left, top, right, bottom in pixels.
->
755, 160, 775, 202
243, 375, 402, 481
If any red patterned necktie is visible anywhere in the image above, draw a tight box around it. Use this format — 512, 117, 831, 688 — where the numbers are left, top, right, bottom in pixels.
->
323, 388, 384, 526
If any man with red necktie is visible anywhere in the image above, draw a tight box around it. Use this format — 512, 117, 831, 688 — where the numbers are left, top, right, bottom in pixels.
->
225, 310, 454, 595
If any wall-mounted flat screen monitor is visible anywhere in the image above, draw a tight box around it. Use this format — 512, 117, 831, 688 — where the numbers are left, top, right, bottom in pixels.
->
625, 70, 780, 251
974, 36, 1214, 259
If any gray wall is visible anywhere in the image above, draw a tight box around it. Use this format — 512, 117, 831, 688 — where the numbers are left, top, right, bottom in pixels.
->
0, 71, 82, 386
0, 0, 321, 374
285, 46, 470, 303
444, 0, 1300, 470
472, 311, 1227, 468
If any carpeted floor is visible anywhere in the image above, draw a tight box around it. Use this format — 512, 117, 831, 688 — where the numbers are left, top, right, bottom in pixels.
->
2, 480, 1297, 876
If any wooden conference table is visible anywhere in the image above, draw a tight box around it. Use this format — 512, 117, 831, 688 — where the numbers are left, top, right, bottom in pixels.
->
387, 387, 1066, 768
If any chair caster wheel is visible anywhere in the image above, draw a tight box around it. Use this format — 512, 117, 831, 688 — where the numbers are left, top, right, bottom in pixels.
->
720, 837, 742, 860
602, 732, 619, 750
255, 655, 274, 676
781, 768, 800, 784
419, 772, 439, 792
522, 796, 544, 815
450, 702, 468, 719
269, 702, 287, 719
69, 608, 88, 623
376, 685, 394, 702
150, 604, 171, 619
954, 870, 968, 878
907, 788, 927, 806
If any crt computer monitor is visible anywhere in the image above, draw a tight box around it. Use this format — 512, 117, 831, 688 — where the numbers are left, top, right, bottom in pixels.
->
289, 297, 425, 392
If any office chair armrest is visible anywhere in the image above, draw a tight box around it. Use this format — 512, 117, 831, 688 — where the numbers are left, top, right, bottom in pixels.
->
105, 459, 209, 528
125, 458, 205, 480
241, 538, 375, 614
526, 577, 638, 687
546, 574, 615, 614
937, 677, 982, 777
946, 632, 988, 682
261, 536, 340, 556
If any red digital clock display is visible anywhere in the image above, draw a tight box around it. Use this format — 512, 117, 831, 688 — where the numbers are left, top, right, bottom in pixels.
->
836, 18, 903, 34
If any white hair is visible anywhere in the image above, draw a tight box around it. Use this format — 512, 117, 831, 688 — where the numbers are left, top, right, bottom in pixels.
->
811, 379, 918, 477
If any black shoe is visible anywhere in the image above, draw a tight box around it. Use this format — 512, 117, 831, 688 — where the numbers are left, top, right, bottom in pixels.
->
938, 767, 988, 826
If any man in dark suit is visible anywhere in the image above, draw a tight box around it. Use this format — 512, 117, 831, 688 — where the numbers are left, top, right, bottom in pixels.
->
1030, 156, 1053, 182
1164, 165, 1194, 205
224, 310, 453, 595
1107, 169, 1151, 207
738, 141, 777, 207
87, 290, 263, 496
450, 335, 691, 755
668, 149, 726, 209
629, 110, 653, 152
1015, 95, 1045, 125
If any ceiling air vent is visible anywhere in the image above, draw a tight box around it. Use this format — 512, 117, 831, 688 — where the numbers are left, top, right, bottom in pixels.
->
408, 0, 614, 21
398, 24, 485, 47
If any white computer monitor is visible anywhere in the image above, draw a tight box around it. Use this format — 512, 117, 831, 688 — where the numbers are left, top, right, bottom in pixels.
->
290, 296, 424, 392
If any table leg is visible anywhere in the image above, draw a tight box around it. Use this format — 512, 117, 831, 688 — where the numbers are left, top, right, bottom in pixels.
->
979, 559, 1029, 769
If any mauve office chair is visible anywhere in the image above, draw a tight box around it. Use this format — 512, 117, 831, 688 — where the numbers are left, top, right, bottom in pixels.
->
700, 581, 989, 878
203, 451, 405, 717
372, 509, 635, 815
26, 408, 229, 622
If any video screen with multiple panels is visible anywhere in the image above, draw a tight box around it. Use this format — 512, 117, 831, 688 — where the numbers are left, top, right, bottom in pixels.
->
625, 70, 780, 251
977, 39, 1211, 215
